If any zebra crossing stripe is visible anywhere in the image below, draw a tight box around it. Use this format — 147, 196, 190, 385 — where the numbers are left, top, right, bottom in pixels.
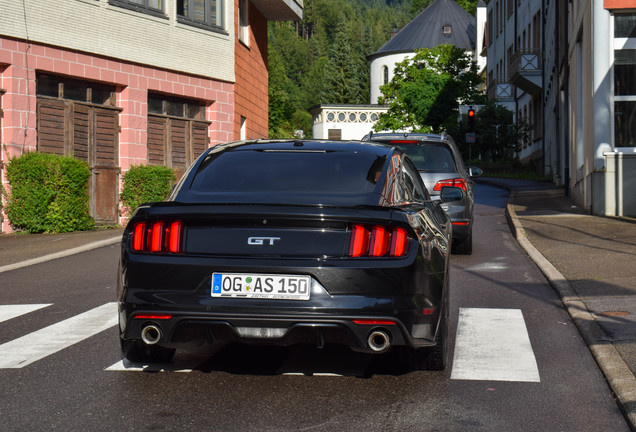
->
0, 304, 52, 324
451, 307, 540, 382
106, 360, 193, 372
0, 302, 118, 369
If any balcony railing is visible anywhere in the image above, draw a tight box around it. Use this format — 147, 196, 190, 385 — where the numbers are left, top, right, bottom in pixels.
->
510, 49, 542, 95
487, 79, 514, 101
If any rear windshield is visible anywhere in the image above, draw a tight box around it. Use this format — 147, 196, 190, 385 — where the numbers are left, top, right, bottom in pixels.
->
188, 149, 385, 203
379, 142, 456, 173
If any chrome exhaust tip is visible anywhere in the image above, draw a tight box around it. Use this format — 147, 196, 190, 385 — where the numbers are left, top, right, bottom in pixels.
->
368, 330, 390, 353
141, 325, 162, 345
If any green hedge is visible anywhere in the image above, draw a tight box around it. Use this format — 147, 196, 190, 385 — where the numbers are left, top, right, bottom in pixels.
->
120, 165, 176, 216
3, 152, 94, 233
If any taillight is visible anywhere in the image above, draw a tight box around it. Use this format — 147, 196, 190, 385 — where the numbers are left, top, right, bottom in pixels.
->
130, 220, 184, 254
433, 178, 467, 191
349, 224, 410, 258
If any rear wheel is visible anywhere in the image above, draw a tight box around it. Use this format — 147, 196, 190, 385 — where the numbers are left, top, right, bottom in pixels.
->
402, 294, 448, 371
121, 339, 176, 363
424, 301, 448, 370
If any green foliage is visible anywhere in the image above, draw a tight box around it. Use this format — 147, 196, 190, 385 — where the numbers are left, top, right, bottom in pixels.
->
3, 152, 94, 233
324, 18, 364, 104
268, 0, 413, 137
473, 101, 528, 160
120, 165, 176, 216
445, 101, 528, 164
411, 0, 479, 16
374, 45, 484, 133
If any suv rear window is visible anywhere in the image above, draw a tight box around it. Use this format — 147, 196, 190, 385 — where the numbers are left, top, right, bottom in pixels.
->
379, 142, 456, 173
191, 149, 385, 196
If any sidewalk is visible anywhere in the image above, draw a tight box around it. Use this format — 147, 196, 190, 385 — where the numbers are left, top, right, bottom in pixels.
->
0, 227, 124, 272
479, 177, 636, 430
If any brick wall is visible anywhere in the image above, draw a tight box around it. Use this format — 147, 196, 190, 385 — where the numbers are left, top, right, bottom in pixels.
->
0, 37, 234, 232
234, 1, 269, 139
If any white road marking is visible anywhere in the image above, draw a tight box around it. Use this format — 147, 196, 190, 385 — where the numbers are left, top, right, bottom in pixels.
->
0, 302, 118, 369
106, 360, 192, 373
466, 262, 509, 272
0, 304, 52, 323
451, 307, 540, 382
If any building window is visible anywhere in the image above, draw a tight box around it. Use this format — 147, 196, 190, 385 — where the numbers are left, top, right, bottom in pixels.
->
109, 0, 165, 17
615, 50, 636, 96
614, 14, 636, 148
383, 66, 389, 85
147, 93, 210, 176
487, 10, 493, 46
239, 0, 249, 45
442, 25, 452, 35
615, 14, 636, 38
37, 74, 116, 106
240, 116, 247, 140
177, 0, 224, 31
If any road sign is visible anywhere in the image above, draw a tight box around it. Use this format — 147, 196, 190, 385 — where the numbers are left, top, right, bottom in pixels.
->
466, 132, 476, 143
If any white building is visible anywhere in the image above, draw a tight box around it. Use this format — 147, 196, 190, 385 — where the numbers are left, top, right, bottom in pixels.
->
369, 0, 478, 105
487, 0, 636, 217
309, 105, 388, 141
564, 1, 636, 217
485, 0, 544, 165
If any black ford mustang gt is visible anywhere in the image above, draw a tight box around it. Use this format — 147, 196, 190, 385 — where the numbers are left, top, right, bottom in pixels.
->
117, 139, 460, 370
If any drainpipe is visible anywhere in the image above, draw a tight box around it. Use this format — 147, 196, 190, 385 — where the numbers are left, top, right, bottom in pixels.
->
542, 0, 547, 178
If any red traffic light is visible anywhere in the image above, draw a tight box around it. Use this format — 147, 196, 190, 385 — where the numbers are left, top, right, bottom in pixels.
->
468, 109, 475, 117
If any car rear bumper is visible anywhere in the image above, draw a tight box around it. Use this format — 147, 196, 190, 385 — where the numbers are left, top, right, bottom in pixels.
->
119, 310, 439, 354
118, 271, 444, 354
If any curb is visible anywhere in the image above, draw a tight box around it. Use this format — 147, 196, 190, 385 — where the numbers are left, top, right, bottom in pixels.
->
504, 189, 636, 431
0, 236, 121, 274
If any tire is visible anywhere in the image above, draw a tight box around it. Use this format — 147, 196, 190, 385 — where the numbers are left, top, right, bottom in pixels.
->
452, 229, 473, 255
425, 300, 448, 370
121, 339, 176, 363
403, 293, 449, 371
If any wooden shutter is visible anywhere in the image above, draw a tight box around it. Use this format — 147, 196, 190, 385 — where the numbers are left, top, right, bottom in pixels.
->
147, 116, 166, 165
171, 119, 187, 169
94, 108, 118, 167
192, 121, 209, 160
73, 104, 90, 162
37, 98, 66, 155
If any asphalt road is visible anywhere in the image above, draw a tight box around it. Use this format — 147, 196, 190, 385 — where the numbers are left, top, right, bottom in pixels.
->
0, 184, 630, 431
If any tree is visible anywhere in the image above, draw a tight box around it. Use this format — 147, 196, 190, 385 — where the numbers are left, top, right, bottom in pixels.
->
324, 18, 364, 104
474, 101, 528, 161
268, 0, 414, 137
374, 44, 484, 133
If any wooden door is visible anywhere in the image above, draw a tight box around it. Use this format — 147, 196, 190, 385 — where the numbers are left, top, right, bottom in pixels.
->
37, 98, 120, 224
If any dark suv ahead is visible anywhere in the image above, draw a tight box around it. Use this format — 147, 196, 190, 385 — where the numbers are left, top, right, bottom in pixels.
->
362, 132, 477, 254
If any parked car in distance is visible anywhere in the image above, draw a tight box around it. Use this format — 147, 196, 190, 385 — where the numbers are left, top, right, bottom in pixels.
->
118, 139, 462, 371
362, 132, 477, 254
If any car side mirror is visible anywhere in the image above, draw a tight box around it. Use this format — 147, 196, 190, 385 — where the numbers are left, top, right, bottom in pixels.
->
440, 186, 463, 202
468, 166, 483, 177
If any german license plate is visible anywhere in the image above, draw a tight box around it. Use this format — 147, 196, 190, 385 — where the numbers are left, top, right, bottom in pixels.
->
212, 273, 311, 300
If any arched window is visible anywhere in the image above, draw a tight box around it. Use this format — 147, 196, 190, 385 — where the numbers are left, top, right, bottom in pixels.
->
383, 66, 389, 84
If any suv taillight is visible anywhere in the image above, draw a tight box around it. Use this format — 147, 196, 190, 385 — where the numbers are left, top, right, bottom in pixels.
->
130, 221, 184, 254
348, 224, 409, 258
433, 178, 467, 192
